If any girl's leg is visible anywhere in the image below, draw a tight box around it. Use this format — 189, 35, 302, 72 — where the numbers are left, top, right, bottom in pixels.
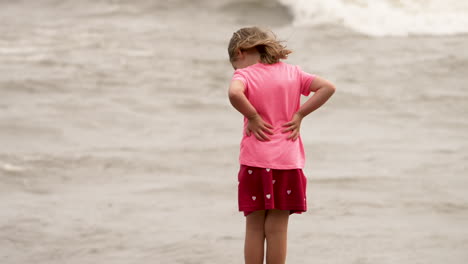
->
244, 210, 266, 264
264, 209, 290, 264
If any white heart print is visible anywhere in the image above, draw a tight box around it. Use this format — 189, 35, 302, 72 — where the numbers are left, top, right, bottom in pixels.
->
248, 170, 253, 175
287, 190, 292, 195
272, 180, 276, 184
266, 194, 271, 199
266, 168, 270, 172
252, 196, 256, 201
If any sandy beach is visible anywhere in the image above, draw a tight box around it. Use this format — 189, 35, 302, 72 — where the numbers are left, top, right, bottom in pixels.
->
1, 0, 468, 263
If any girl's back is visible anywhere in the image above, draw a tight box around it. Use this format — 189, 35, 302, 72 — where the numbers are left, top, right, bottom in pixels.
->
232, 61, 315, 169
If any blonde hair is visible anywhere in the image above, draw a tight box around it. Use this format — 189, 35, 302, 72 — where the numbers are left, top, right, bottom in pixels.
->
228, 27, 292, 64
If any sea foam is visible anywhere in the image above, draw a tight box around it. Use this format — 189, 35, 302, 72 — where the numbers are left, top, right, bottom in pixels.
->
280, 0, 468, 36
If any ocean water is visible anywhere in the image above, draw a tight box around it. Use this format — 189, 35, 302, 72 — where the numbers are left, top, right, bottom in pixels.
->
1, 1, 467, 263
280, 0, 468, 36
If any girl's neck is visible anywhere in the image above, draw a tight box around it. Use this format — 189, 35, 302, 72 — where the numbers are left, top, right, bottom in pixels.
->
232, 48, 263, 70
245, 52, 261, 66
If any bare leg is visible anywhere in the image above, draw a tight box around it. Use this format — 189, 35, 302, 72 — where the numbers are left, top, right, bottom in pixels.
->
244, 210, 266, 264
264, 209, 289, 264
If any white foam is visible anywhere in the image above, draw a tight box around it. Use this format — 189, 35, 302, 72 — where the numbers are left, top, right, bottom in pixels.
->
280, 0, 468, 36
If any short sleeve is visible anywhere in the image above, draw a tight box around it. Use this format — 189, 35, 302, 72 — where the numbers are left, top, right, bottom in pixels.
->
297, 66, 316, 96
232, 70, 247, 91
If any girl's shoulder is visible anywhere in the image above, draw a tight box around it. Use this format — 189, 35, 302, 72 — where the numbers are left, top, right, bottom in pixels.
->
233, 61, 302, 78
268, 61, 306, 74
270, 61, 303, 71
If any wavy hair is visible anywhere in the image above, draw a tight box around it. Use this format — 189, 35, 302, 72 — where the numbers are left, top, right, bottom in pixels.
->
228, 27, 292, 64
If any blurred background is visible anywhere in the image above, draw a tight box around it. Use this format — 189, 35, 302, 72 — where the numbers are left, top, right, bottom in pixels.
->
1, 0, 467, 263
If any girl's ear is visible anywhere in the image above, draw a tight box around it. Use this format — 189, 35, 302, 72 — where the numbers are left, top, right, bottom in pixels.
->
236, 49, 245, 60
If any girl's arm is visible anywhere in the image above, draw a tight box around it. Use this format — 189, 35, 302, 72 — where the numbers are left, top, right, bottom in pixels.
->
228, 80, 273, 141
297, 76, 336, 117
282, 76, 336, 140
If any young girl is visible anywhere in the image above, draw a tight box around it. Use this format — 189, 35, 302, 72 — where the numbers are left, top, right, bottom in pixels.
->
227, 27, 336, 264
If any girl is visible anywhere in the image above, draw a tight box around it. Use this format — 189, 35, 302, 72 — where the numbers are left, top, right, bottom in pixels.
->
227, 27, 336, 264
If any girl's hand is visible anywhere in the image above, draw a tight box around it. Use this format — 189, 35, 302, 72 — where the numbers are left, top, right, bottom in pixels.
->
282, 113, 303, 141
246, 114, 274, 141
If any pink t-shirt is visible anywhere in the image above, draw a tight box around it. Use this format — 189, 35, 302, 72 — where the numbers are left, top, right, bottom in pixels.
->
232, 61, 315, 169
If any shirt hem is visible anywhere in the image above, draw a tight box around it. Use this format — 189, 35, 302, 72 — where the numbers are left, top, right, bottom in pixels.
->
239, 160, 304, 170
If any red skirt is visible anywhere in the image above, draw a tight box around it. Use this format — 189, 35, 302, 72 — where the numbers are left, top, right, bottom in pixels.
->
238, 165, 307, 216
